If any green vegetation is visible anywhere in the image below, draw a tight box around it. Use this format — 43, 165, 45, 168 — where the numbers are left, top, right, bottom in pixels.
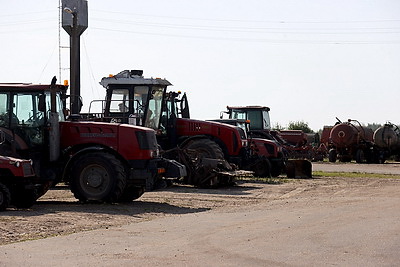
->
313, 171, 400, 179
287, 120, 314, 133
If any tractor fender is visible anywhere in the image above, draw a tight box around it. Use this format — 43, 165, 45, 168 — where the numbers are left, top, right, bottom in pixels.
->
178, 135, 208, 148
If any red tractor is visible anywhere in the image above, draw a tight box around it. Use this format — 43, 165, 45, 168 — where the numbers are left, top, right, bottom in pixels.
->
0, 156, 35, 210
84, 70, 283, 185
0, 79, 185, 210
221, 106, 313, 178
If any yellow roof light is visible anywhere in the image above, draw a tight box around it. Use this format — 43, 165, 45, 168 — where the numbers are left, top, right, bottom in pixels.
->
64, 80, 69, 86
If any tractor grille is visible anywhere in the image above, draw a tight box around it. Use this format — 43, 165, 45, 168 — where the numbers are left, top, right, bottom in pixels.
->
22, 162, 34, 177
264, 143, 276, 155
135, 131, 158, 150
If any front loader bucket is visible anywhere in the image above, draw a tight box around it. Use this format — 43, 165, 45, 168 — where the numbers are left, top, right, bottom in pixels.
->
285, 159, 312, 179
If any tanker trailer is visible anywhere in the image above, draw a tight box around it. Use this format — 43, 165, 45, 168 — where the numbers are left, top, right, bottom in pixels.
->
328, 119, 375, 163
373, 123, 400, 162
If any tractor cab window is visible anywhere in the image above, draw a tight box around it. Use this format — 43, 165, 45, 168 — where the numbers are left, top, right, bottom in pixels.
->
10, 92, 48, 147
110, 89, 129, 113
44, 91, 65, 122
231, 110, 247, 120
262, 110, 271, 130
144, 86, 164, 130
13, 93, 45, 127
0, 93, 10, 127
247, 110, 263, 130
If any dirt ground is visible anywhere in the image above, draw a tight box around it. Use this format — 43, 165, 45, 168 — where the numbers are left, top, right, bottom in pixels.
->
1, 162, 400, 266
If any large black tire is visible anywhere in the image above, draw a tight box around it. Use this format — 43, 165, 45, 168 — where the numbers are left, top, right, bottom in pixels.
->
328, 149, 337, 162
184, 139, 225, 159
183, 138, 225, 187
355, 149, 365, 163
70, 152, 127, 203
252, 158, 271, 177
0, 183, 11, 211
119, 186, 145, 202
11, 187, 37, 209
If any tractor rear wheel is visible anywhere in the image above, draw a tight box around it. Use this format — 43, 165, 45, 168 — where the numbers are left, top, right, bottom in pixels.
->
184, 138, 225, 159
0, 183, 11, 211
70, 152, 126, 203
183, 139, 225, 187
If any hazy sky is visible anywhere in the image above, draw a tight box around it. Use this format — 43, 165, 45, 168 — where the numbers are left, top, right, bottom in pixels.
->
1, 0, 399, 131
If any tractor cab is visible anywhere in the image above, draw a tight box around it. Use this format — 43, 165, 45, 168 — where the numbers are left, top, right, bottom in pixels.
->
0, 83, 67, 159
95, 70, 171, 131
225, 106, 271, 131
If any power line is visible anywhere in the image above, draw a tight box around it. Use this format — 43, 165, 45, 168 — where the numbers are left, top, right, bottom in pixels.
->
91, 17, 400, 34
0, 10, 55, 18
91, 26, 400, 45
91, 9, 400, 25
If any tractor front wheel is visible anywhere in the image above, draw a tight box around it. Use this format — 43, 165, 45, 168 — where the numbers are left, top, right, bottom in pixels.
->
0, 183, 11, 211
252, 158, 271, 177
70, 152, 126, 203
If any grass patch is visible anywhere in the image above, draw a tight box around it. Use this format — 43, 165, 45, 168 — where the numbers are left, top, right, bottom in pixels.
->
313, 171, 400, 179
236, 176, 286, 184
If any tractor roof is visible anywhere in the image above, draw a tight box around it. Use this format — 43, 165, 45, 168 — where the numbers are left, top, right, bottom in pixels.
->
0, 83, 67, 92
100, 70, 172, 88
227, 105, 270, 111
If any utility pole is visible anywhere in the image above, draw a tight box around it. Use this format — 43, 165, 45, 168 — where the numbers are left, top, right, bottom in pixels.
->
61, 0, 88, 115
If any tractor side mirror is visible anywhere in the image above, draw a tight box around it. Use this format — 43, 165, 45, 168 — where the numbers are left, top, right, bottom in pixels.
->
38, 94, 46, 112
180, 93, 190, 118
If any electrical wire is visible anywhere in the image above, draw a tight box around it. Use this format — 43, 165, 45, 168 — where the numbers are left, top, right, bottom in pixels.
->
37, 42, 58, 83
90, 17, 400, 34
91, 26, 400, 45
82, 35, 101, 99
91, 9, 400, 24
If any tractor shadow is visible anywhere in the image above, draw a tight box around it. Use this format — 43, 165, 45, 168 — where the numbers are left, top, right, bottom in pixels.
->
3, 181, 271, 216
6, 199, 210, 217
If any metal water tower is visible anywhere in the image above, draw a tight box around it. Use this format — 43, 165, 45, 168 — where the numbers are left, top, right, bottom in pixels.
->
61, 0, 88, 114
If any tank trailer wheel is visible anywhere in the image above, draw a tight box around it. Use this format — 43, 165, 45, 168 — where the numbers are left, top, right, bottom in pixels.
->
70, 153, 126, 203
0, 183, 11, 211
328, 149, 337, 162
355, 149, 365, 163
